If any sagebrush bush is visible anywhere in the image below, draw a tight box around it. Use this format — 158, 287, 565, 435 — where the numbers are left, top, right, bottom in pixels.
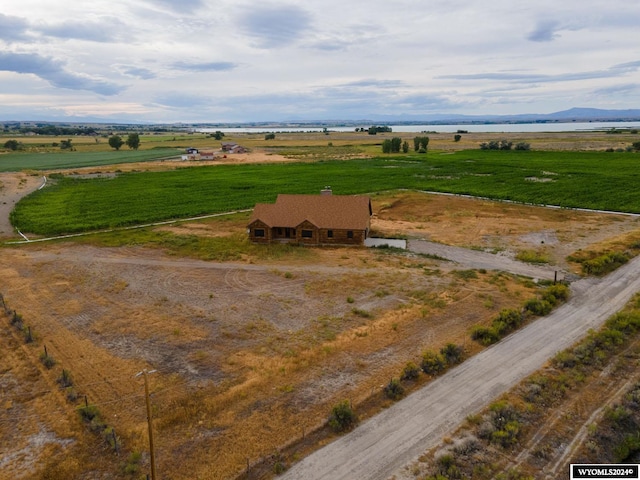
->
384, 378, 405, 400
328, 400, 358, 432
524, 298, 552, 316
421, 350, 446, 375
400, 361, 420, 381
441, 343, 464, 365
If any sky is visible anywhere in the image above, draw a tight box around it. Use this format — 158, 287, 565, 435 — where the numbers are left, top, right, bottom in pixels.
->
1, 0, 639, 123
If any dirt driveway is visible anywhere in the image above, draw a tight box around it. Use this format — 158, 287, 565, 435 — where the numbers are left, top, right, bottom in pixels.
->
0, 173, 43, 237
280, 256, 640, 480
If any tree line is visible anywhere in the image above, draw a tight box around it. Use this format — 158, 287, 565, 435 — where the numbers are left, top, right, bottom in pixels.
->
381, 136, 430, 153
108, 133, 141, 150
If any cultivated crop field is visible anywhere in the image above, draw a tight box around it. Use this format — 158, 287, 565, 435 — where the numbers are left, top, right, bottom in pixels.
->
2, 129, 640, 480
10, 149, 640, 236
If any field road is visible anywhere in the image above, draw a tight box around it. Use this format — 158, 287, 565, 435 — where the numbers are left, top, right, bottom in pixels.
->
280, 256, 640, 480
408, 239, 567, 281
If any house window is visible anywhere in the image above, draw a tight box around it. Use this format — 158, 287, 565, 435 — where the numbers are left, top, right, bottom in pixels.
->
327, 230, 333, 238
301, 229, 313, 238
347, 231, 354, 239
254, 229, 265, 237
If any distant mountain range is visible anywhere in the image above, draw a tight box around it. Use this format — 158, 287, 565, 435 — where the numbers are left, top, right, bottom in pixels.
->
4, 108, 640, 127
356, 108, 640, 125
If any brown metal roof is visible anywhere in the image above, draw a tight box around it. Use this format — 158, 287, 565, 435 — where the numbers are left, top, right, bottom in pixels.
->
249, 194, 372, 230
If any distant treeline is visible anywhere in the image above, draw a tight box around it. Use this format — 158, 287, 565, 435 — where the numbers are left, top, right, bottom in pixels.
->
2, 124, 177, 135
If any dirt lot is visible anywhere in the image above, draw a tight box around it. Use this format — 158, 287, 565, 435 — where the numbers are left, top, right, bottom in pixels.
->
2, 154, 640, 479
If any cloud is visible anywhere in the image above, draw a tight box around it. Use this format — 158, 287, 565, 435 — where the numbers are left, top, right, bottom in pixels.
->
239, 5, 312, 48
38, 17, 128, 43
592, 83, 640, 96
144, 0, 204, 13
527, 20, 561, 42
119, 66, 156, 80
0, 51, 124, 95
439, 61, 640, 84
171, 61, 238, 72
0, 14, 31, 42
154, 92, 211, 108
342, 79, 405, 89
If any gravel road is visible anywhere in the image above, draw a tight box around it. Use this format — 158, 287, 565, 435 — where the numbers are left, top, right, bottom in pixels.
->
281, 256, 640, 480
408, 239, 567, 281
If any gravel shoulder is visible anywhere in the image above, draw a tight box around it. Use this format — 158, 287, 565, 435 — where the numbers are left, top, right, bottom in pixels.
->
281, 257, 640, 480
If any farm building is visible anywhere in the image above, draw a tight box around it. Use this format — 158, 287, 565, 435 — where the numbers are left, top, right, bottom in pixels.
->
221, 142, 248, 154
199, 150, 216, 160
248, 189, 372, 245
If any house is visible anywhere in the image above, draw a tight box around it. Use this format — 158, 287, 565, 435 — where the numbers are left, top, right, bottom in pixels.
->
247, 189, 372, 245
199, 150, 216, 160
186, 147, 199, 154
221, 142, 248, 154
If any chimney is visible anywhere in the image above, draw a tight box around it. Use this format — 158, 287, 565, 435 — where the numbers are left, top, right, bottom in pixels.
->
321, 186, 332, 196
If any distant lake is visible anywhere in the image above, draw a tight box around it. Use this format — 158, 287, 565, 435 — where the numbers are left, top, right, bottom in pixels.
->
199, 121, 640, 134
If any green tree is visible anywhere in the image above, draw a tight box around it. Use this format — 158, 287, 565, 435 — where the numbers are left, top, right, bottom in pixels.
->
413, 136, 429, 152
402, 140, 409, 153
632, 141, 640, 151
382, 139, 392, 153
3, 139, 20, 150
265, 133, 276, 140
368, 125, 392, 135
212, 131, 224, 140
108, 135, 124, 150
390, 137, 402, 153
126, 133, 140, 150
454, 134, 462, 142
60, 139, 73, 150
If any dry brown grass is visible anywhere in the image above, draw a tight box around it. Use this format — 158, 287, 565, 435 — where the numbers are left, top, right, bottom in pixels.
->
2, 187, 640, 479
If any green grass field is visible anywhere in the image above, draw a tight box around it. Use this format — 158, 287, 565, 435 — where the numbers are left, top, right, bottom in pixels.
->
0, 148, 183, 172
10, 149, 640, 236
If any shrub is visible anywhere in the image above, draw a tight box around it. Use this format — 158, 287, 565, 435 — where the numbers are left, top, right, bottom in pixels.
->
10, 311, 23, 329
39, 351, 56, 369
471, 325, 500, 345
23, 326, 34, 343
400, 361, 420, 381
103, 426, 119, 451
542, 283, 569, 304
488, 401, 522, 447
384, 378, 405, 400
524, 298, 552, 316
452, 269, 478, 280
57, 369, 73, 388
65, 388, 78, 403
421, 350, 447, 375
582, 252, 630, 276
328, 400, 358, 432
516, 249, 550, 264
440, 343, 464, 365
123, 451, 142, 475
79, 404, 101, 422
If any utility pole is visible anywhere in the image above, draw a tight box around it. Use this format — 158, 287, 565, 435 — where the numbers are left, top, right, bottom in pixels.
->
136, 369, 157, 480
